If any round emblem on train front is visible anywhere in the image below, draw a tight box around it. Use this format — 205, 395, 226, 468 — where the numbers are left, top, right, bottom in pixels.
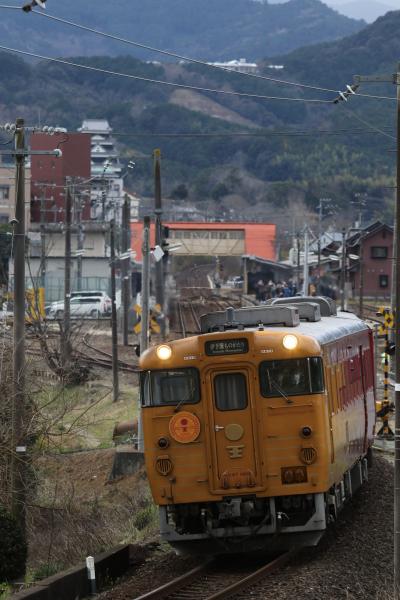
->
169, 411, 201, 444
225, 423, 244, 441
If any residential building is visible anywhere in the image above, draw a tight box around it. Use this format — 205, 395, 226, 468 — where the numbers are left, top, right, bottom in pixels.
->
207, 58, 258, 74
347, 221, 393, 298
0, 158, 31, 226
78, 119, 124, 223
30, 132, 91, 223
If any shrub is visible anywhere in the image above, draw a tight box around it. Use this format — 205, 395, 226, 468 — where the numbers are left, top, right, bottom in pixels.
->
0, 508, 27, 581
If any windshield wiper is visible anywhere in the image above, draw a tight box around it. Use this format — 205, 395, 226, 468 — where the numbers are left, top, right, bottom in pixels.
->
174, 395, 188, 413
267, 371, 293, 404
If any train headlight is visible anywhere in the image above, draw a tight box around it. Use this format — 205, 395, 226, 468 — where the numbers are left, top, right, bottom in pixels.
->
282, 334, 298, 350
156, 344, 172, 360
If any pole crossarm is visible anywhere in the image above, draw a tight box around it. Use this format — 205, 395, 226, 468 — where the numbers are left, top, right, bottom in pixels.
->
0, 149, 62, 156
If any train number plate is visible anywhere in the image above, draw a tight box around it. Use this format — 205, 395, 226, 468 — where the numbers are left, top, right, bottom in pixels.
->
205, 338, 248, 356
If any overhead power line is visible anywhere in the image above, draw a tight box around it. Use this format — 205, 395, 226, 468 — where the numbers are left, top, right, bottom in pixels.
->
341, 105, 396, 140
0, 4, 396, 101
0, 44, 335, 103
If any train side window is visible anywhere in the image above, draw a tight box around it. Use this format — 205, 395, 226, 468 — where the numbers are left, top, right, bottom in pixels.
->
214, 373, 248, 411
140, 371, 151, 407
309, 357, 324, 393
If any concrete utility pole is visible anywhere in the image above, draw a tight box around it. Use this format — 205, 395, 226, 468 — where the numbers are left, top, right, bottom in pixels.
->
75, 189, 84, 292
296, 232, 301, 292
11, 117, 26, 537
110, 219, 119, 402
139, 215, 151, 452
153, 149, 166, 339
302, 228, 309, 295
40, 185, 46, 289
395, 65, 400, 599
340, 227, 346, 311
351, 66, 400, 597
358, 232, 364, 319
121, 194, 131, 346
61, 180, 72, 368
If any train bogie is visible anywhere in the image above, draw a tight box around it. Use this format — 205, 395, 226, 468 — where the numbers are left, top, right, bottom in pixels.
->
139, 298, 375, 554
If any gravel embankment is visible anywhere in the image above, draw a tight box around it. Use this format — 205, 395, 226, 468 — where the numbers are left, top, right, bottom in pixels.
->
97, 454, 393, 600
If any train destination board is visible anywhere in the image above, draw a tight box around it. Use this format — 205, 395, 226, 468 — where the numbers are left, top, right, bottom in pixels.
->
205, 338, 249, 356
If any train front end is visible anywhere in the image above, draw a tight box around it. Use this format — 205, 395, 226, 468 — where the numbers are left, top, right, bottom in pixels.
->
139, 304, 334, 554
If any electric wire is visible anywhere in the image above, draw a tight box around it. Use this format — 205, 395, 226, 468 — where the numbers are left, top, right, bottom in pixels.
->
0, 44, 335, 103
0, 5, 396, 101
341, 105, 396, 140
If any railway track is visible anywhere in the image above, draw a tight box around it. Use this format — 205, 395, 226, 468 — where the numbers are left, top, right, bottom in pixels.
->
133, 551, 293, 600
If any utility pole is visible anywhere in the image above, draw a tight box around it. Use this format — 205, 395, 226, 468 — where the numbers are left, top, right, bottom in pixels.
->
121, 194, 131, 346
395, 65, 400, 599
110, 219, 119, 402
40, 185, 46, 289
11, 117, 26, 538
61, 180, 72, 368
358, 232, 364, 319
296, 232, 301, 292
302, 227, 309, 295
154, 149, 166, 339
76, 189, 84, 291
139, 215, 151, 452
340, 227, 346, 311
350, 66, 400, 598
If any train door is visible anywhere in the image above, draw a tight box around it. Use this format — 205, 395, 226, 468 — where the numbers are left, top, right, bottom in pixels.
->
206, 367, 262, 492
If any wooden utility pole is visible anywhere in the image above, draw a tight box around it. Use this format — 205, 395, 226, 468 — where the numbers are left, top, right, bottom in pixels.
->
121, 194, 131, 346
11, 117, 26, 537
110, 219, 119, 402
154, 149, 166, 339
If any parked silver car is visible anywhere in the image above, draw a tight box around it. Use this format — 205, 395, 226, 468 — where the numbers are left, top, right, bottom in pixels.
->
48, 296, 104, 319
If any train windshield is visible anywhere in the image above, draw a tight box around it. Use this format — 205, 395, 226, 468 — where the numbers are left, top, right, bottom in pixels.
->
140, 368, 200, 407
259, 357, 324, 398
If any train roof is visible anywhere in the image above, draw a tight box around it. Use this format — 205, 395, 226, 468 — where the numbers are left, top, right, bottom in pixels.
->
199, 297, 370, 346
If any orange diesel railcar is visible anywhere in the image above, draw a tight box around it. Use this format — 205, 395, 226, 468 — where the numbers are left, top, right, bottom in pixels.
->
139, 297, 375, 554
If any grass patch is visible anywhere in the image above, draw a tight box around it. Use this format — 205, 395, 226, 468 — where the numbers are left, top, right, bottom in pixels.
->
35, 382, 138, 452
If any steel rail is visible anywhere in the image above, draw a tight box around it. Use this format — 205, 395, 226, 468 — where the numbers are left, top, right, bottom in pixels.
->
177, 301, 186, 338
205, 551, 294, 600
133, 562, 212, 599
188, 301, 201, 332
132, 551, 293, 600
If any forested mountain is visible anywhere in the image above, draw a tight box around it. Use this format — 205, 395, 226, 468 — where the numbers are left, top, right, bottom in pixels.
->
0, 9, 398, 223
0, 0, 364, 60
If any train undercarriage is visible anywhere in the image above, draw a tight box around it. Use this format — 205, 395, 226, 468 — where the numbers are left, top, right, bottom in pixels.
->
159, 457, 369, 555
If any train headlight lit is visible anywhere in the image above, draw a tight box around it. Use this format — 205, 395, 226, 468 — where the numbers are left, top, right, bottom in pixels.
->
282, 334, 298, 350
156, 344, 172, 360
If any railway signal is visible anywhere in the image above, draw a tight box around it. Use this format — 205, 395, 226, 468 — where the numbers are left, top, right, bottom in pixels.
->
376, 306, 394, 438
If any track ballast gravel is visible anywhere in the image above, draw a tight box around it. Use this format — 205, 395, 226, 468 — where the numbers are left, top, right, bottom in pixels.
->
97, 454, 393, 600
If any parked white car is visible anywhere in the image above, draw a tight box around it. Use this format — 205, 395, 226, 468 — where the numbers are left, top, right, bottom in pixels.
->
70, 291, 112, 315
48, 296, 104, 319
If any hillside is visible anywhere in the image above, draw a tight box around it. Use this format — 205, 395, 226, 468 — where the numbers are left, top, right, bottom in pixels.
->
0, 9, 399, 224
0, 0, 364, 60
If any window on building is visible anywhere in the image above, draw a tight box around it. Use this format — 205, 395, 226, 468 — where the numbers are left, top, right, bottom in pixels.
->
371, 246, 388, 259
379, 274, 389, 288
0, 214, 9, 224
0, 186, 10, 201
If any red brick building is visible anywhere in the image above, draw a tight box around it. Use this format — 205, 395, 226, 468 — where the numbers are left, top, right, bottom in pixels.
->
348, 221, 393, 298
30, 132, 91, 223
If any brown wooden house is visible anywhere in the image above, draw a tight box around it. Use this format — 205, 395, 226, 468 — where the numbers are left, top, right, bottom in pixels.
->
347, 221, 393, 299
